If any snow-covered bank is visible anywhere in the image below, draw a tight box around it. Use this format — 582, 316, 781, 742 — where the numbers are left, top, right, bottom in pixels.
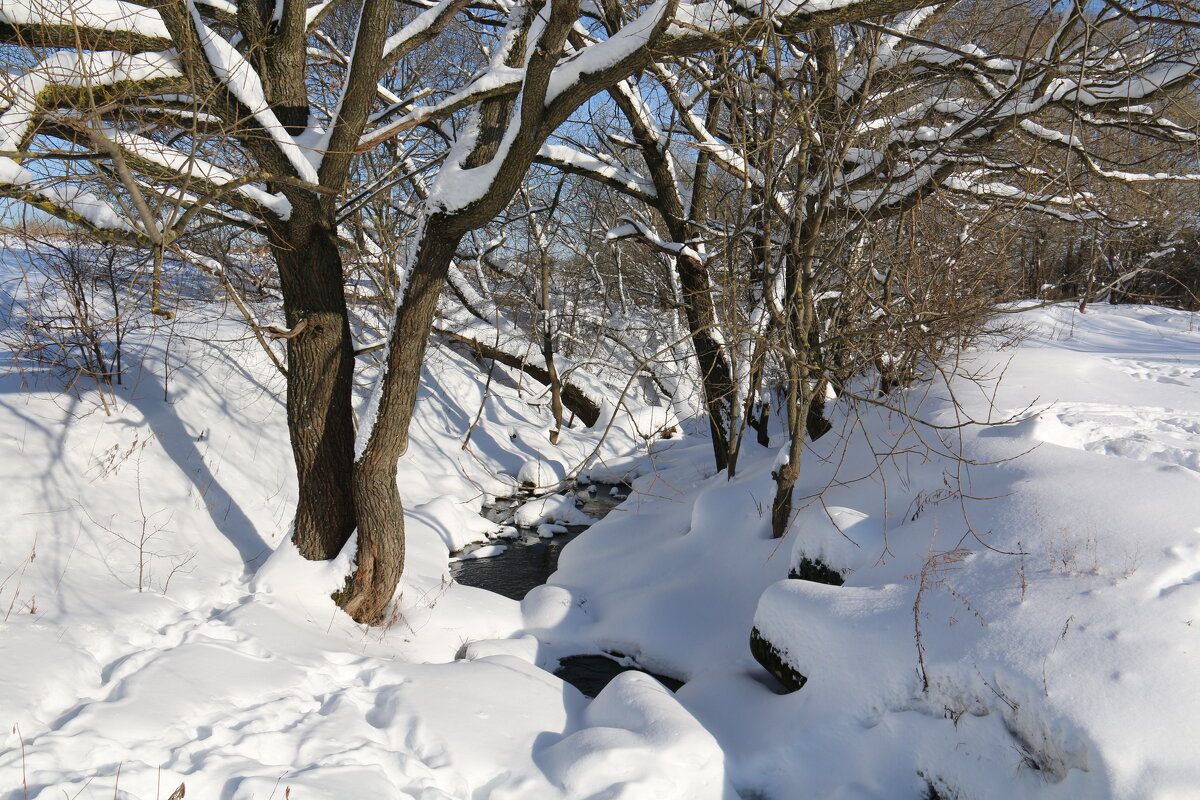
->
0, 298, 729, 798
536, 303, 1200, 799
2, 300, 1199, 799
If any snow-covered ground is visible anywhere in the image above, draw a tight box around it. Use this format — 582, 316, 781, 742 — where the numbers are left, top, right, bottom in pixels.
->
2, 298, 1199, 799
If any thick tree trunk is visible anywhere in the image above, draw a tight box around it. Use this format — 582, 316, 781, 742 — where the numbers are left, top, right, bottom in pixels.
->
336, 220, 464, 624
272, 211, 358, 561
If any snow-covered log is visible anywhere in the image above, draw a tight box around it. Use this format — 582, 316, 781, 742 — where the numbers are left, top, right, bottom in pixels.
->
436, 324, 602, 427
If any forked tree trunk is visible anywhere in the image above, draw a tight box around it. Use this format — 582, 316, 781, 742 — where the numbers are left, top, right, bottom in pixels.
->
336, 220, 464, 624
769, 376, 831, 538
272, 210, 358, 561
770, 201, 826, 539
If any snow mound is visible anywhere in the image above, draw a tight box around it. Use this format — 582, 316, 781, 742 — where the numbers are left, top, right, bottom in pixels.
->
515, 493, 594, 527
627, 404, 681, 440
788, 504, 880, 577
517, 458, 566, 492
543, 304, 1200, 799
538, 671, 737, 799
754, 580, 914, 698
0, 285, 733, 799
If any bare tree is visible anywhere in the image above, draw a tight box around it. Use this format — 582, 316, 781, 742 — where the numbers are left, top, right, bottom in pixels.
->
0, 0, 961, 622
546, 0, 1200, 536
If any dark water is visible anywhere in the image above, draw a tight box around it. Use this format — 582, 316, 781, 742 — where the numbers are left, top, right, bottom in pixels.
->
554, 654, 686, 698
451, 483, 686, 696
449, 484, 627, 600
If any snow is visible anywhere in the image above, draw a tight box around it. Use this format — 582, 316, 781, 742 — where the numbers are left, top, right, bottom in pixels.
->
606, 215, 707, 264
0, 246, 713, 798
381, 0, 464, 61
628, 404, 680, 440
0, 0, 170, 39
0, 49, 182, 233
787, 504, 873, 576
535, 302, 1200, 798
515, 493, 593, 527
93, 123, 292, 218
0, 157, 136, 233
538, 142, 658, 200
544, 0, 670, 105
537, 523, 569, 538
516, 457, 566, 492
450, 543, 508, 560
3, 253, 1200, 800
187, 4, 320, 184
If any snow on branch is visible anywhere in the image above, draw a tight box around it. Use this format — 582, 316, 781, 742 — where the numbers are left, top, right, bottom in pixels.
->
88, 123, 290, 218
356, 67, 525, 152
184, 2, 320, 184
0, 158, 142, 238
0, 0, 172, 50
606, 214, 707, 263
381, 0, 470, 67
535, 143, 657, 203
941, 174, 1102, 223
0, 50, 179, 154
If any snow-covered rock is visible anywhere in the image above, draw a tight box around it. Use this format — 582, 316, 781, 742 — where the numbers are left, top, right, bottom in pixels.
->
628, 404, 681, 440
514, 493, 593, 527
538, 672, 737, 799
517, 458, 565, 493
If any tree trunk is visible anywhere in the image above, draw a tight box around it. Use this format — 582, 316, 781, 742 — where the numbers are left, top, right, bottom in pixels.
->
336, 219, 464, 624
677, 252, 736, 472
771, 357, 807, 539
608, 85, 735, 473
540, 248, 564, 444
272, 210, 358, 561
734, 316, 775, 475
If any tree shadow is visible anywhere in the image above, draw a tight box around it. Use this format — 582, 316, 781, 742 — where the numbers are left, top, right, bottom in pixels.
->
122, 367, 272, 574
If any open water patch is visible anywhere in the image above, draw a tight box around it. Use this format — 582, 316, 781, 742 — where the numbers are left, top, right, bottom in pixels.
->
449, 482, 627, 600
451, 483, 686, 696
555, 653, 685, 698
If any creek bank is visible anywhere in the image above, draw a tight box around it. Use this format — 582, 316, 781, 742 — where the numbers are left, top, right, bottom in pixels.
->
451, 481, 686, 697
449, 481, 628, 600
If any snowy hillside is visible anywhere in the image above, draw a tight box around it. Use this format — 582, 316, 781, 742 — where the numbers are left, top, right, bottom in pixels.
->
2, 300, 1199, 799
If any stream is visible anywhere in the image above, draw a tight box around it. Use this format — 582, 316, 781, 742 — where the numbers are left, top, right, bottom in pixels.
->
450, 482, 684, 698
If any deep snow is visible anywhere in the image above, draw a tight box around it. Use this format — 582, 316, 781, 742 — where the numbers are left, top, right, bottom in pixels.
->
2, 298, 1199, 799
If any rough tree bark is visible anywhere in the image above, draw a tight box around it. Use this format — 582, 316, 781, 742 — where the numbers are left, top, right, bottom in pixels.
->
336, 221, 464, 623
270, 205, 358, 561
608, 83, 737, 472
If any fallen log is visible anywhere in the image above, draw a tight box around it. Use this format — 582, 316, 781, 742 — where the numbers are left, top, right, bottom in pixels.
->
436, 327, 601, 427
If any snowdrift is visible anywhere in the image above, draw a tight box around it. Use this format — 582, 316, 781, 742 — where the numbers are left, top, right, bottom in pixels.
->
535, 303, 1200, 799
0, 290, 729, 799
